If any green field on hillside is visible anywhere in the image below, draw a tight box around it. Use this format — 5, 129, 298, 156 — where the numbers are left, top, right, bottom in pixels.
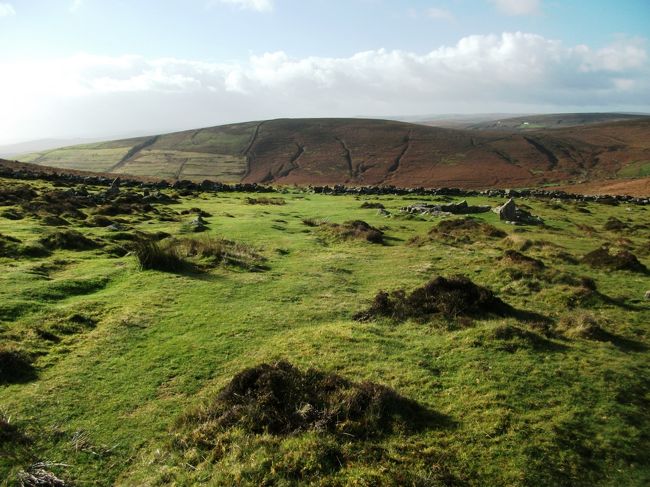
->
0, 177, 649, 486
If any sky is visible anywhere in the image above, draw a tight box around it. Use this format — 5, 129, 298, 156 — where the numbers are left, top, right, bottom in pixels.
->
0, 0, 649, 144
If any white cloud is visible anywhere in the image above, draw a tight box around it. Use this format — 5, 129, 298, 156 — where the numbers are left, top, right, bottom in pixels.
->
426, 7, 454, 21
0, 2, 15, 17
490, 0, 541, 16
212, 0, 273, 12
70, 0, 84, 13
0, 33, 648, 143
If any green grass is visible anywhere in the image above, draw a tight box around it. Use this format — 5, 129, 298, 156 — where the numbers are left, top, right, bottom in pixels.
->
18, 122, 255, 180
19, 147, 132, 172
0, 177, 648, 486
618, 161, 650, 178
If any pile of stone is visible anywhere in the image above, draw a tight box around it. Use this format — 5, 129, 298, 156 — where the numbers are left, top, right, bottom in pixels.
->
493, 198, 543, 225
400, 200, 491, 216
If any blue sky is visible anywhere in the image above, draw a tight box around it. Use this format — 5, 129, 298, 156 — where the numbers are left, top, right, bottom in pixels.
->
0, 0, 649, 143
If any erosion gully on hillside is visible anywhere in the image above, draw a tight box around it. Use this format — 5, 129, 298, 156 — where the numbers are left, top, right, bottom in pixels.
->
0, 173, 648, 486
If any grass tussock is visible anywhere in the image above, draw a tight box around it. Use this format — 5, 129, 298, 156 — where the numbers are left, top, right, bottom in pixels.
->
321, 220, 384, 244
245, 197, 286, 205
301, 217, 321, 227
0, 344, 36, 384
39, 230, 100, 251
0, 208, 24, 220
179, 207, 212, 217
415, 217, 506, 245
179, 361, 430, 439
360, 201, 385, 209
1, 411, 29, 446
133, 239, 187, 272
40, 215, 69, 227
557, 311, 609, 340
502, 249, 545, 270
356, 275, 510, 322
603, 217, 628, 231
582, 247, 647, 273
172, 236, 266, 270
0, 233, 21, 257
135, 236, 265, 272
0, 234, 50, 259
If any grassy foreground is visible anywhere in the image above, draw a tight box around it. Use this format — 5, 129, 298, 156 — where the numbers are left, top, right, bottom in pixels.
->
0, 176, 649, 486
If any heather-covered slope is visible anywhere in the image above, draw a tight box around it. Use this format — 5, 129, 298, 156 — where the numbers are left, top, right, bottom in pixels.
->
17, 117, 650, 191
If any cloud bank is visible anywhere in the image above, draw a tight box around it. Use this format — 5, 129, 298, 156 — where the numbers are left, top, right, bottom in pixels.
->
490, 0, 541, 16
211, 0, 273, 12
1, 32, 648, 143
0, 2, 15, 17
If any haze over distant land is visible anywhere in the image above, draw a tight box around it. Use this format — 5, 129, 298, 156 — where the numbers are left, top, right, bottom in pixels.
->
1, 0, 649, 144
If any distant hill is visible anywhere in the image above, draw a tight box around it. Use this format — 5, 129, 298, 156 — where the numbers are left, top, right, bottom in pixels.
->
16, 116, 650, 191
0, 137, 125, 158
466, 112, 649, 131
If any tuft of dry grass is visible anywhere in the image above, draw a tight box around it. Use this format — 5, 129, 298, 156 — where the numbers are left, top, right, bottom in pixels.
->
133, 239, 187, 272
178, 361, 431, 440
557, 311, 608, 340
355, 275, 511, 322
134, 236, 266, 272
321, 220, 384, 244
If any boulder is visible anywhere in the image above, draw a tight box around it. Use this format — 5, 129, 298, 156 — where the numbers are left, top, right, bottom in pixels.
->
494, 198, 517, 221
493, 198, 543, 225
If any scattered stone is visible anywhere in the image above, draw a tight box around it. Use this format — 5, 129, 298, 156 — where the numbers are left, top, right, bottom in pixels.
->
16, 463, 68, 487
494, 198, 517, 221
401, 199, 491, 216
188, 215, 208, 232
493, 198, 543, 225
105, 177, 121, 198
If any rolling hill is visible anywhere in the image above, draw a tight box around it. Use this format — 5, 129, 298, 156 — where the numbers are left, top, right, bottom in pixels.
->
17, 117, 650, 190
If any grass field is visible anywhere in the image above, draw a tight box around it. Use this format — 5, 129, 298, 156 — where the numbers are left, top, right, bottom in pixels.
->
0, 176, 649, 486
618, 161, 650, 178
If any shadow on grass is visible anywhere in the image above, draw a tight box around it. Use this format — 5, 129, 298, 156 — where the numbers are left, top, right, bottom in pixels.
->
578, 328, 647, 352
381, 235, 405, 246
0, 347, 37, 385
508, 306, 554, 325
480, 323, 569, 353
